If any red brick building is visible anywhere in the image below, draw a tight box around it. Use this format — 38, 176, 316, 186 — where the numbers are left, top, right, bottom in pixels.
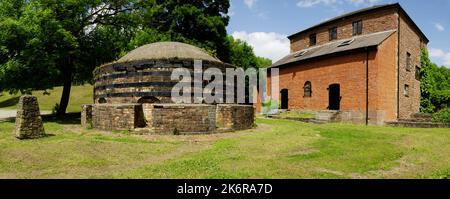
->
260, 3, 428, 125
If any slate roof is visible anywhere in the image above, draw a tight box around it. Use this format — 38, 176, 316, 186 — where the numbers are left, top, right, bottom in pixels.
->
117, 42, 221, 63
272, 30, 396, 67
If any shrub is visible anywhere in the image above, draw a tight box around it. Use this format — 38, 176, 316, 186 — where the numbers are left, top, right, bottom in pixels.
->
433, 108, 450, 123
52, 103, 60, 115
262, 99, 279, 115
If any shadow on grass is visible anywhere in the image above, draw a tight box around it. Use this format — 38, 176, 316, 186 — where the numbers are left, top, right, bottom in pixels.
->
0, 96, 20, 108
42, 112, 81, 125
15, 133, 56, 140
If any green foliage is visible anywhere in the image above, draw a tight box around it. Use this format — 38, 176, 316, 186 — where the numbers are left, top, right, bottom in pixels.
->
0, 0, 232, 114
256, 56, 273, 68
261, 99, 279, 115
52, 103, 60, 115
0, 0, 139, 114
227, 36, 272, 69
420, 49, 450, 113
432, 108, 450, 123
128, 0, 231, 61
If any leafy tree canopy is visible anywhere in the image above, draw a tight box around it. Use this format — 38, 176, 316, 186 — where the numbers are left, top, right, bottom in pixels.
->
227, 36, 272, 69
0, 0, 232, 115
127, 0, 230, 61
420, 49, 450, 113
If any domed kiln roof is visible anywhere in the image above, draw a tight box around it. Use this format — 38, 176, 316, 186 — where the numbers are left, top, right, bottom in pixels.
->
117, 42, 221, 63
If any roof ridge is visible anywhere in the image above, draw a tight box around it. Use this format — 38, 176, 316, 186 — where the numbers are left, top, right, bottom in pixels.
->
272, 30, 396, 67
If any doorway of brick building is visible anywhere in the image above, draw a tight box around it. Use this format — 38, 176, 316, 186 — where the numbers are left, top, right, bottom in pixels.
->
328, 84, 340, 110
280, 89, 289, 110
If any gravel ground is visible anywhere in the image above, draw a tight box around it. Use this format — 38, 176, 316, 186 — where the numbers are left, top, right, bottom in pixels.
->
0, 109, 51, 120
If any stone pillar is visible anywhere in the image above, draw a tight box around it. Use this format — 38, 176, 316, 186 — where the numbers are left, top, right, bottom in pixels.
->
81, 105, 93, 128
14, 95, 45, 139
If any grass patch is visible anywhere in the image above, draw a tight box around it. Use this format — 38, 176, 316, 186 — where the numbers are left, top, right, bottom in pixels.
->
0, 117, 449, 179
0, 85, 93, 113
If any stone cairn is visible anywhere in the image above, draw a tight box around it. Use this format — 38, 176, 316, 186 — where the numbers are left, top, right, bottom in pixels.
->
14, 95, 46, 139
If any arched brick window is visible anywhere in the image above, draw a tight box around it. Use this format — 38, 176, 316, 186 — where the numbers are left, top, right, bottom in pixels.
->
304, 81, 312, 97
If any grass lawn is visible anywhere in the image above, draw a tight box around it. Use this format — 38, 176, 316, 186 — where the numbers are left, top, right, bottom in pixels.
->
0, 85, 93, 113
0, 116, 449, 179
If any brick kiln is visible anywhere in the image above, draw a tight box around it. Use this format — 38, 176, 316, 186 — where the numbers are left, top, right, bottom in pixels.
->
82, 42, 255, 134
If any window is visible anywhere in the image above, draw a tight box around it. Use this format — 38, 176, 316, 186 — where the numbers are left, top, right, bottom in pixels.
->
352, 20, 363, 35
406, 52, 412, 71
338, 39, 355, 47
304, 81, 312, 97
309, 34, 317, 46
404, 84, 410, 97
329, 27, 337, 41
415, 66, 421, 81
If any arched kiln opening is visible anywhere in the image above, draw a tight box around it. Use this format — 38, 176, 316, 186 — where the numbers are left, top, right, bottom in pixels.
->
98, 98, 107, 104
137, 96, 160, 104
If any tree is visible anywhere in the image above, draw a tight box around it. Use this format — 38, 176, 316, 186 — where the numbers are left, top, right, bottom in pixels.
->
0, 0, 139, 115
0, 0, 231, 115
256, 56, 272, 68
127, 0, 231, 62
227, 36, 272, 69
420, 49, 450, 113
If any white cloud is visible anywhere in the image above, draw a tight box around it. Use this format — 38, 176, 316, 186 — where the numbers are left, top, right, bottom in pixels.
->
228, 2, 235, 16
429, 48, 450, 67
244, 0, 258, 9
434, 23, 445, 32
232, 31, 290, 62
296, 0, 380, 8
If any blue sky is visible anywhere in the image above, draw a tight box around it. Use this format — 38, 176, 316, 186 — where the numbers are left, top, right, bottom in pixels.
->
228, 0, 450, 67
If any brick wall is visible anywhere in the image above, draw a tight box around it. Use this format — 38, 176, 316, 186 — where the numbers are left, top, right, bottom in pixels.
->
373, 31, 398, 122
93, 59, 236, 104
290, 7, 397, 52
87, 103, 255, 133
261, 5, 428, 124
398, 14, 424, 119
273, 51, 373, 112
144, 104, 217, 134
216, 104, 255, 131
264, 43, 401, 124
81, 105, 93, 128
92, 104, 144, 131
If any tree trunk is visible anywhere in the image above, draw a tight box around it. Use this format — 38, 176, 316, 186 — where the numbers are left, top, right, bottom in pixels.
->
57, 61, 73, 116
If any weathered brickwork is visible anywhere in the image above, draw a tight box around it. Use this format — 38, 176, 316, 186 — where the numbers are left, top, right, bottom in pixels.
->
81, 105, 93, 128
290, 7, 397, 52
14, 95, 46, 139
268, 49, 395, 124
92, 104, 145, 131
216, 105, 255, 131
143, 104, 216, 134
89, 103, 255, 134
398, 14, 425, 119
93, 59, 236, 104
86, 42, 256, 134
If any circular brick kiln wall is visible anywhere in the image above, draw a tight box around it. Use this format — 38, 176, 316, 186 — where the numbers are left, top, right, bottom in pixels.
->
93, 42, 234, 104
84, 42, 255, 134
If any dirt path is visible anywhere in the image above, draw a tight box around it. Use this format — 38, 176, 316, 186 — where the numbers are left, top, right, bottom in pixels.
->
0, 109, 52, 120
